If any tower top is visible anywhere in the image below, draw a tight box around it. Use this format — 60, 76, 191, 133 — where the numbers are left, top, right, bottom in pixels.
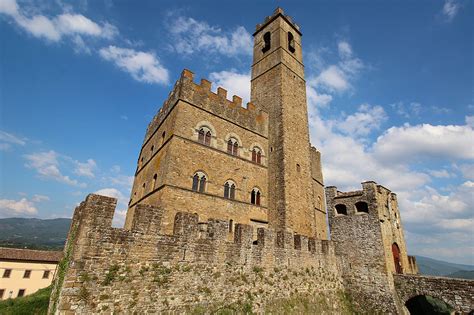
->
254, 7, 301, 36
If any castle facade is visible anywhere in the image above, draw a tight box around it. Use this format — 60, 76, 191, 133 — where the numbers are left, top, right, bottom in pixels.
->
48, 8, 473, 314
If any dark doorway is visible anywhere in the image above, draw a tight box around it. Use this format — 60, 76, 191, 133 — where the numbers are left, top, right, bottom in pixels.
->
405, 295, 453, 315
392, 243, 403, 274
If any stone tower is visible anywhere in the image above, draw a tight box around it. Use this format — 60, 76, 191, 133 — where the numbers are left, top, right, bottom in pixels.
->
251, 8, 316, 236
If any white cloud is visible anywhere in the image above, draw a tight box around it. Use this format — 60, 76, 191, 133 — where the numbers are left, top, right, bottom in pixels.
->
168, 15, 252, 57
0, 1, 118, 42
73, 158, 97, 178
315, 65, 349, 92
311, 40, 363, 94
31, 194, 50, 202
0, 130, 26, 150
208, 70, 250, 104
442, 0, 460, 21
99, 46, 169, 85
373, 123, 474, 163
391, 101, 422, 118
428, 169, 453, 178
23, 150, 85, 187
0, 198, 37, 216
338, 41, 352, 59
335, 104, 387, 137
457, 163, 474, 180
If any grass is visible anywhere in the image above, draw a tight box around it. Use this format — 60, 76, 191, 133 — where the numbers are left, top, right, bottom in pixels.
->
0, 286, 52, 315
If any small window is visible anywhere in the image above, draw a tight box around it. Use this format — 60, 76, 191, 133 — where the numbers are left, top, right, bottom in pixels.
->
42, 270, 50, 279
162, 131, 166, 145
151, 145, 154, 152
23, 270, 31, 278
142, 183, 146, 196
3, 269, 11, 278
335, 204, 347, 215
227, 138, 239, 156
288, 32, 295, 53
0, 289, 4, 299
252, 147, 262, 164
192, 172, 207, 193
262, 31, 271, 53
17, 289, 25, 297
355, 201, 369, 213
224, 181, 236, 200
251, 188, 261, 206
229, 219, 233, 233
198, 127, 212, 146
152, 174, 158, 190
296, 164, 301, 172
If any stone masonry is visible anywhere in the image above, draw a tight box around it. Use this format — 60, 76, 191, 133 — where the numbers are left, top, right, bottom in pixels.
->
49, 8, 474, 314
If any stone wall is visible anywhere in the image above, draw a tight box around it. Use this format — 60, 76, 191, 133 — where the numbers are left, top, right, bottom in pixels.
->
326, 182, 405, 313
393, 274, 474, 313
50, 194, 352, 314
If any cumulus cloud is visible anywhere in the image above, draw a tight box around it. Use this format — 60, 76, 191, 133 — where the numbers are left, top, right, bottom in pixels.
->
209, 70, 251, 104
442, 0, 461, 21
309, 40, 364, 96
391, 101, 422, 118
167, 15, 252, 57
0, 0, 118, 42
23, 150, 88, 187
99, 46, 169, 85
335, 104, 387, 137
0, 198, 37, 216
373, 122, 474, 163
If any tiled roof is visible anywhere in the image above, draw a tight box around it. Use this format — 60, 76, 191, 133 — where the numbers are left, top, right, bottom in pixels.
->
0, 247, 63, 263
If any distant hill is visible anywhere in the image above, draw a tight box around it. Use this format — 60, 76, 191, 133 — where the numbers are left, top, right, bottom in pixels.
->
0, 217, 71, 250
415, 255, 474, 278
446, 270, 474, 280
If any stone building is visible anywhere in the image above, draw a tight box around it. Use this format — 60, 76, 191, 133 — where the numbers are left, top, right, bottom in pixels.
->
124, 7, 327, 239
49, 8, 473, 314
0, 247, 61, 300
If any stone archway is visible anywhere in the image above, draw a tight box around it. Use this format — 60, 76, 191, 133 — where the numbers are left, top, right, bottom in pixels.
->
405, 294, 454, 315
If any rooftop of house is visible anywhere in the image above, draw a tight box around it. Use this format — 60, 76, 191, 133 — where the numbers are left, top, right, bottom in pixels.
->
0, 247, 63, 263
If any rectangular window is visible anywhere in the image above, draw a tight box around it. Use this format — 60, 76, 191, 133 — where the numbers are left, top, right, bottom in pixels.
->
23, 270, 31, 278
43, 270, 50, 279
2, 269, 11, 278
0, 289, 4, 299
17, 289, 25, 297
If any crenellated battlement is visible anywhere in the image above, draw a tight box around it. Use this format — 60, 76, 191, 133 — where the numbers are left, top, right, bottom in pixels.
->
143, 69, 268, 146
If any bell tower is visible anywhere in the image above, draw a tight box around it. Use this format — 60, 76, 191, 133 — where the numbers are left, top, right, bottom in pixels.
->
251, 8, 315, 236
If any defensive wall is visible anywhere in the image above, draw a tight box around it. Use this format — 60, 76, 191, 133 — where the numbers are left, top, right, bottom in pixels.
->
49, 194, 353, 314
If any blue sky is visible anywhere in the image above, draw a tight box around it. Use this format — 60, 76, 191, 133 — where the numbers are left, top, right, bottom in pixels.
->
0, 0, 472, 264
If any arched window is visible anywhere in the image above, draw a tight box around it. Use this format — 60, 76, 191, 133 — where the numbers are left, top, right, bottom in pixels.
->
192, 172, 207, 192
151, 145, 154, 153
227, 138, 239, 156
205, 131, 211, 146
198, 128, 205, 143
288, 32, 295, 53
224, 181, 236, 200
229, 219, 233, 233
251, 188, 261, 206
142, 182, 146, 197
252, 147, 262, 164
335, 204, 347, 215
262, 31, 271, 53
355, 201, 369, 213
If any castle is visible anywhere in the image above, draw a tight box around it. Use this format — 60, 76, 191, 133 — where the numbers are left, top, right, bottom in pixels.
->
49, 8, 473, 314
